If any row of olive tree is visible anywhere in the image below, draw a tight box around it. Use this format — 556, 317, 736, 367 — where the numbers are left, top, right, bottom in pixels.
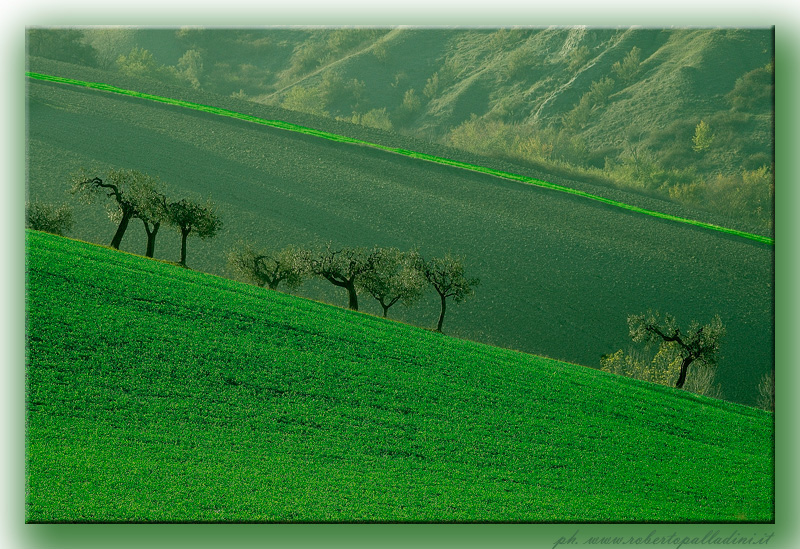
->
70, 169, 222, 267
227, 242, 479, 333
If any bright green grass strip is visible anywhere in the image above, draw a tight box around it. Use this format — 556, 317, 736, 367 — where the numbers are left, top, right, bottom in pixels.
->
26, 71, 774, 246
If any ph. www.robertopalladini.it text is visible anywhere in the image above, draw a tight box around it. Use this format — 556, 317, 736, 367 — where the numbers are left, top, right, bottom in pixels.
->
553, 529, 775, 549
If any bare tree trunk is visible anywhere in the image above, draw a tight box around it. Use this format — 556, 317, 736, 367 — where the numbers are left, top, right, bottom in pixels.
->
346, 282, 359, 311
110, 210, 133, 249
675, 356, 694, 389
143, 220, 160, 258
436, 293, 447, 332
179, 230, 189, 266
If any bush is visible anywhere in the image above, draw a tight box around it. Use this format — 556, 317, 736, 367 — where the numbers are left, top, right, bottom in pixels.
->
756, 371, 774, 412
26, 201, 73, 236
281, 85, 329, 117
704, 166, 774, 228
601, 345, 724, 398
349, 108, 393, 131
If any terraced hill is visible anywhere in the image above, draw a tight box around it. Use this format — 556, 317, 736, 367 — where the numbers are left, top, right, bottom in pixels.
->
25, 230, 774, 522
25, 68, 773, 405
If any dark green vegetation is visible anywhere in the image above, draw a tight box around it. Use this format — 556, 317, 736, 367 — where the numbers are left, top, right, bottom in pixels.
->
25, 64, 773, 405
26, 71, 773, 245
26, 230, 774, 522
28, 27, 774, 229
25, 200, 73, 236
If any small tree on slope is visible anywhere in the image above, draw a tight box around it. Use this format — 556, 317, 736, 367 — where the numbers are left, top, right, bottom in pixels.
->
166, 198, 222, 267
71, 169, 166, 252
311, 245, 377, 311
627, 311, 726, 389
358, 247, 426, 318
422, 253, 480, 333
227, 242, 312, 291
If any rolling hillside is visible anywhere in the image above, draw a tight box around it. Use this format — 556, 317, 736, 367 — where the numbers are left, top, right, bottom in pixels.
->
25, 63, 774, 405
29, 27, 775, 229
25, 230, 774, 522
24, 67, 774, 405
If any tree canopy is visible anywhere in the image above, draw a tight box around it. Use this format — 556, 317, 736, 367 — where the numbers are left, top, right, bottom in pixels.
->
627, 311, 725, 389
166, 198, 222, 267
357, 247, 426, 318
311, 245, 376, 311
71, 168, 165, 251
227, 243, 311, 291
422, 253, 480, 332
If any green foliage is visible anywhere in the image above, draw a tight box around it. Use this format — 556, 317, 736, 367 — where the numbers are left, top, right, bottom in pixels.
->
704, 166, 774, 229
502, 48, 535, 80
357, 247, 426, 318
627, 311, 726, 389
116, 47, 180, 84
562, 77, 615, 130
756, 371, 775, 412
422, 253, 479, 332
692, 120, 715, 153
566, 45, 590, 72
310, 245, 377, 310
281, 85, 329, 117
25, 231, 774, 521
727, 64, 774, 113
26, 29, 97, 67
177, 49, 204, 89
587, 76, 615, 107
562, 94, 594, 130
25, 201, 73, 236
398, 88, 422, 119
70, 168, 167, 250
227, 242, 311, 291
167, 198, 222, 238
611, 46, 641, 84
423, 72, 440, 100
166, 197, 223, 266
347, 108, 393, 131
601, 347, 724, 398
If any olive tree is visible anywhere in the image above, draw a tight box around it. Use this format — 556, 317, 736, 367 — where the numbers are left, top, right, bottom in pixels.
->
138, 191, 170, 258
357, 247, 426, 318
166, 198, 222, 267
627, 311, 726, 389
70, 169, 165, 251
227, 242, 311, 291
311, 245, 377, 311
421, 253, 480, 332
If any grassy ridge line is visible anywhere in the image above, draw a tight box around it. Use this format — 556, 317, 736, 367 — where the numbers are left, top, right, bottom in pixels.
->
26, 71, 774, 246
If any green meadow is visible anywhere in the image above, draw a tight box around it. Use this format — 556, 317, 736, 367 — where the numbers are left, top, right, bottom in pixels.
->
26, 230, 773, 522
25, 71, 774, 246
25, 65, 774, 405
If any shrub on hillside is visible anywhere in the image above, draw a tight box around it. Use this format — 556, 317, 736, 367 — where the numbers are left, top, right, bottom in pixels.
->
728, 64, 774, 114
603, 312, 726, 396
27, 29, 98, 67
601, 345, 724, 399
26, 201, 73, 236
756, 371, 775, 412
347, 108, 393, 131
704, 166, 774, 229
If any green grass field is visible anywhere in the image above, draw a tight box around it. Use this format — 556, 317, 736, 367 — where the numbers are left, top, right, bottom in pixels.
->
26, 230, 773, 522
25, 71, 774, 405
25, 71, 774, 245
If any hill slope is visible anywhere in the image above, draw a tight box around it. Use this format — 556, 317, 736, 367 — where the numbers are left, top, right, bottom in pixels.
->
25, 230, 774, 522
25, 69, 774, 405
